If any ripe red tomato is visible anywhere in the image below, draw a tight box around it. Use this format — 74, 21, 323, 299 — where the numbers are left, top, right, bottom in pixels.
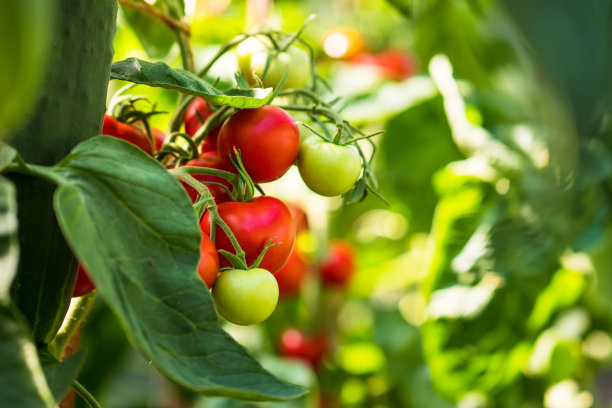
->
182, 151, 234, 204
319, 240, 356, 286
201, 196, 295, 273
279, 328, 327, 368
152, 127, 165, 152
197, 234, 219, 288
274, 249, 307, 296
217, 106, 300, 183
103, 115, 156, 155
73, 265, 95, 297
184, 98, 220, 153
184, 98, 214, 136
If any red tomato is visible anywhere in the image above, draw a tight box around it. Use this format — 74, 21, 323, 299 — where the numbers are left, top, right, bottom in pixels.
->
279, 328, 327, 368
182, 151, 234, 204
73, 265, 95, 297
319, 240, 356, 286
184, 98, 214, 136
103, 115, 155, 155
217, 106, 300, 183
274, 249, 307, 296
201, 196, 295, 273
352, 50, 417, 81
197, 234, 219, 288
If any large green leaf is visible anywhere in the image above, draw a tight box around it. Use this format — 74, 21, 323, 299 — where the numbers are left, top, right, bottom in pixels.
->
111, 58, 273, 108
0, 176, 18, 303
0, 306, 55, 408
51, 136, 305, 401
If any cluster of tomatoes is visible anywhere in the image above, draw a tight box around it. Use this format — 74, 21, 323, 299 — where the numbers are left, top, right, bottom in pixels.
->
73, 94, 361, 329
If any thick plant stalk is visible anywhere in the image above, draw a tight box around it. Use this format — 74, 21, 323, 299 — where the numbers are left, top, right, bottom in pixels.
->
7, 0, 118, 345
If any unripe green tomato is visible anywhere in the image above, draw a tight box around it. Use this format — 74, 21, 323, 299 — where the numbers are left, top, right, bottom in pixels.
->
298, 136, 362, 196
212, 268, 279, 325
251, 46, 312, 89
236, 37, 267, 85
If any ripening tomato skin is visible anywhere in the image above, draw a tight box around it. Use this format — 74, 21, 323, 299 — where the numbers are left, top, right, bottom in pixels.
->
319, 240, 356, 286
152, 127, 165, 152
103, 115, 156, 154
274, 249, 307, 296
217, 106, 300, 183
201, 196, 296, 273
287, 203, 309, 235
250, 46, 312, 89
279, 328, 327, 368
212, 268, 279, 325
182, 151, 234, 204
351, 50, 417, 81
72, 265, 95, 297
198, 234, 219, 288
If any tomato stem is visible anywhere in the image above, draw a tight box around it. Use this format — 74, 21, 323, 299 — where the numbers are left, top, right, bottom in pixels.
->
72, 379, 103, 408
193, 106, 233, 146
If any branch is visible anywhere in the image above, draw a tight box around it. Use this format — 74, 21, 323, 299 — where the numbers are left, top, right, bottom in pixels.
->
118, 0, 191, 35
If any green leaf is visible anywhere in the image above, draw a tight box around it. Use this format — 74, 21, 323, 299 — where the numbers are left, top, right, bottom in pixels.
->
121, 3, 174, 59
0, 306, 55, 408
39, 350, 85, 404
111, 58, 273, 108
0, 176, 18, 303
52, 136, 305, 401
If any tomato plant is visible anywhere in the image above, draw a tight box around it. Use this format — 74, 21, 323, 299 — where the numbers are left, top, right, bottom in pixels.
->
201, 196, 296, 273
298, 134, 362, 197
72, 265, 95, 297
217, 106, 300, 183
182, 151, 234, 204
184, 97, 219, 152
212, 267, 279, 325
319, 240, 356, 287
197, 234, 219, 288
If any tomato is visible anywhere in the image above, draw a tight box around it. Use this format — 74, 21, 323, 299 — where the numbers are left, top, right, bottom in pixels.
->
212, 268, 279, 325
152, 127, 165, 152
274, 249, 307, 296
322, 27, 363, 59
103, 115, 157, 155
201, 196, 295, 273
319, 240, 356, 287
298, 135, 362, 196
197, 234, 219, 288
279, 328, 327, 368
351, 50, 417, 81
217, 106, 300, 183
236, 37, 268, 85
72, 265, 95, 297
184, 98, 214, 136
182, 151, 234, 204
250, 46, 312, 89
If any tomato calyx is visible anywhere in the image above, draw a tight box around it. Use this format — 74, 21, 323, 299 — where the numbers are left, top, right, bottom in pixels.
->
218, 236, 280, 271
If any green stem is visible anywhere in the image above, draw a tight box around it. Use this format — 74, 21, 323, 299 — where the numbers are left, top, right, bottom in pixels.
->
48, 292, 97, 359
276, 104, 344, 124
197, 34, 248, 79
3, 161, 70, 187
72, 379, 103, 408
193, 105, 233, 145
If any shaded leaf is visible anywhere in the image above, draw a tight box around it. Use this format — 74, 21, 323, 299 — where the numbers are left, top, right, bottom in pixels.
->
111, 58, 272, 108
52, 136, 305, 401
0, 306, 55, 408
121, 3, 175, 59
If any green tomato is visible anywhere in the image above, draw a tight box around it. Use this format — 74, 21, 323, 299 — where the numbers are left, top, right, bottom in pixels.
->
298, 136, 362, 197
236, 37, 267, 85
250, 46, 312, 89
212, 268, 279, 325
